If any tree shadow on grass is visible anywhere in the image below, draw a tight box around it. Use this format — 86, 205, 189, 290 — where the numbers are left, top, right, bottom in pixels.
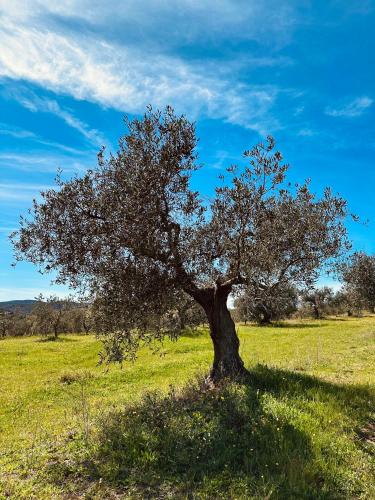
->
37, 335, 80, 342
250, 364, 374, 419
270, 322, 324, 329
180, 326, 209, 337
324, 317, 354, 322
50, 366, 374, 499
241, 321, 332, 329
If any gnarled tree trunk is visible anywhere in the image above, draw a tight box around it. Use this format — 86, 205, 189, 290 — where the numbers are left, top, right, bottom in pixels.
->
195, 285, 248, 382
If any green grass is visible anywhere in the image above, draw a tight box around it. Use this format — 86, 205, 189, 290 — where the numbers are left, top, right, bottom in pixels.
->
0, 318, 374, 498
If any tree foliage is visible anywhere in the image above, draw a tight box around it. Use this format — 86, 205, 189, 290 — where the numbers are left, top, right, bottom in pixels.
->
339, 252, 375, 313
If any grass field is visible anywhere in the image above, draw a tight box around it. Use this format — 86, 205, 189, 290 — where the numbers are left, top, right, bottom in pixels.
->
0, 318, 374, 498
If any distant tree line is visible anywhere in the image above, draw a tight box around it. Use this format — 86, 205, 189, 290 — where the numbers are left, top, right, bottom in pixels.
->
0, 293, 206, 339
233, 286, 359, 325
233, 251, 375, 324
0, 295, 93, 339
2, 249, 374, 339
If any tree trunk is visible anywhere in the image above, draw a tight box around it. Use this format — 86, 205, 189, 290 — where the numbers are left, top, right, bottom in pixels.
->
258, 303, 272, 325
178, 308, 186, 330
313, 304, 320, 319
200, 286, 248, 382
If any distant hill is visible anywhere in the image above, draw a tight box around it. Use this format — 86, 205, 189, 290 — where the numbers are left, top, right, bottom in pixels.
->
0, 299, 86, 314
0, 300, 36, 313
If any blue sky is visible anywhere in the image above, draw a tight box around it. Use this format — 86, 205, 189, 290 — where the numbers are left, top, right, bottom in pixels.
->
0, 0, 374, 300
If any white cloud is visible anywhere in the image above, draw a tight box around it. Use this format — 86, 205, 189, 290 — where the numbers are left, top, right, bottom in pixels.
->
325, 96, 373, 118
0, 5, 282, 135
210, 149, 243, 170
293, 106, 304, 116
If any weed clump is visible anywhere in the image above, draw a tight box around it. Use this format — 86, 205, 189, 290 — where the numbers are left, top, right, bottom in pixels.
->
59, 370, 94, 385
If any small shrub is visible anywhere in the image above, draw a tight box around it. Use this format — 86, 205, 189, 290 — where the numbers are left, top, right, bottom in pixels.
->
59, 370, 94, 385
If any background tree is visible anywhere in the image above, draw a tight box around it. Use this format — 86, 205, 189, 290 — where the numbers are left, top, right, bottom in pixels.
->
301, 287, 334, 319
61, 304, 93, 334
174, 292, 206, 331
10, 311, 32, 336
12, 107, 350, 381
235, 283, 298, 325
0, 302, 95, 338
340, 252, 375, 313
31, 295, 69, 339
81, 306, 94, 334
233, 295, 251, 325
1, 310, 32, 337
0, 311, 11, 338
325, 289, 362, 317
327, 290, 348, 316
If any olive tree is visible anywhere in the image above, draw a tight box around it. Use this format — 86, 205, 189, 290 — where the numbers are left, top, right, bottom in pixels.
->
0, 311, 11, 338
12, 107, 350, 381
340, 252, 375, 313
235, 283, 298, 325
329, 289, 358, 317
301, 286, 334, 319
31, 294, 69, 338
174, 292, 206, 331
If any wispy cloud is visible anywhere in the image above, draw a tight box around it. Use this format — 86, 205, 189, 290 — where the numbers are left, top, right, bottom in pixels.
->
0, 189, 35, 202
0, 152, 91, 173
209, 149, 243, 170
13, 92, 105, 146
0, 123, 36, 139
0, 8, 282, 135
0, 182, 53, 191
325, 96, 373, 118
0, 0, 297, 48
0, 122, 85, 154
297, 128, 316, 137
0, 182, 54, 202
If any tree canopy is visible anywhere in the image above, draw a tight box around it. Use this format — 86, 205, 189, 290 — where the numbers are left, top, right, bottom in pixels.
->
12, 106, 351, 380
340, 252, 375, 313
